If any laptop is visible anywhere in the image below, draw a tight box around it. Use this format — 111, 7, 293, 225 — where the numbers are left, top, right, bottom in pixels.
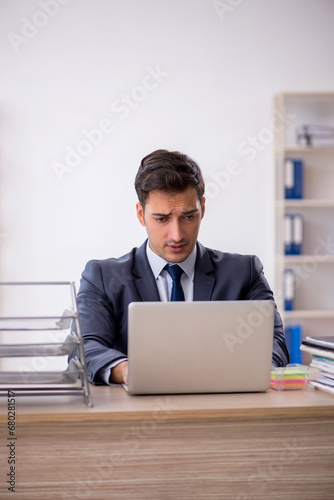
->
125, 300, 274, 395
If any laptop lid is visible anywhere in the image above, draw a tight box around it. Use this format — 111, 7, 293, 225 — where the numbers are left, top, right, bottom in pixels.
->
126, 300, 274, 395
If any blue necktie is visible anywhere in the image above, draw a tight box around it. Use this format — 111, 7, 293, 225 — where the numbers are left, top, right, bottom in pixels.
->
166, 264, 185, 301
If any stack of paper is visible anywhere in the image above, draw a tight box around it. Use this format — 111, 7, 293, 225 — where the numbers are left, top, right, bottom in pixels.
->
296, 125, 334, 147
301, 336, 334, 395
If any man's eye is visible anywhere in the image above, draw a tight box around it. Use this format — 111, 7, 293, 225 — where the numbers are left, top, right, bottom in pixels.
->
155, 217, 167, 223
184, 215, 195, 221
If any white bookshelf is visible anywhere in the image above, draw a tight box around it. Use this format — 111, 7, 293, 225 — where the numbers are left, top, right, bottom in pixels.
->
274, 92, 334, 364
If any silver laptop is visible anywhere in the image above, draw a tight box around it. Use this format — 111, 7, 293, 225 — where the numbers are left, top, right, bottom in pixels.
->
125, 300, 274, 395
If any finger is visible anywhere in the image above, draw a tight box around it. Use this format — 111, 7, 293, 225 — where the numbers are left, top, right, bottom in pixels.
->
124, 365, 129, 385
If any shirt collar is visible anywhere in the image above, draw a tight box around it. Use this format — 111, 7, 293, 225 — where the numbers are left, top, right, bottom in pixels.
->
146, 240, 197, 280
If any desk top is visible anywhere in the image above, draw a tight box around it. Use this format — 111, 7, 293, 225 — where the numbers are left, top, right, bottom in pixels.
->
1, 385, 334, 423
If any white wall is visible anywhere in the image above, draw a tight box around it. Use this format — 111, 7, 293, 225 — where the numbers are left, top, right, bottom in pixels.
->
1, 0, 334, 295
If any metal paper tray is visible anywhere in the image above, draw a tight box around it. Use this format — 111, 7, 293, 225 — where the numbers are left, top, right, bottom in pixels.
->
0, 335, 79, 357
0, 369, 80, 385
0, 311, 76, 331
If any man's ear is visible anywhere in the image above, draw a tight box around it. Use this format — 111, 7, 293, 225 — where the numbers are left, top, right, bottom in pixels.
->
136, 202, 146, 227
201, 197, 206, 219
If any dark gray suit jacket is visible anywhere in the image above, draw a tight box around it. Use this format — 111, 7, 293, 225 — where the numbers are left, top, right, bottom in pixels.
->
76, 240, 289, 384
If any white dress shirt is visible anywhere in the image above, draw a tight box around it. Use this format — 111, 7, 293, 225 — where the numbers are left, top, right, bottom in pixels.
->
100, 241, 197, 384
146, 241, 197, 302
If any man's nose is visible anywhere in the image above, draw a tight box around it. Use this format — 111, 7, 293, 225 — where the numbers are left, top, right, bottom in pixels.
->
168, 220, 183, 242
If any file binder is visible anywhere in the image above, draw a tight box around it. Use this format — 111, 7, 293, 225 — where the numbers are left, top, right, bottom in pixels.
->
284, 269, 295, 311
284, 214, 293, 255
284, 214, 303, 255
284, 159, 303, 199
285, 325, 303, 364
292, 214, 303, 255
284, 159, 294, 199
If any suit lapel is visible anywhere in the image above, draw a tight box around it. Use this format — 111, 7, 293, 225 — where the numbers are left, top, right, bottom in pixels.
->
132, 240, 215, 302
193, 242, 216, 301
133, 240, 160, 301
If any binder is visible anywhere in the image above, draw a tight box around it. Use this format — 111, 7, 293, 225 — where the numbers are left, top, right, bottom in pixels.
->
292, 214, 303, 255
284, 159, 294, 198
285, 325, 303, 364
284, 159, 303, 199
293, 160, 303, 199
284, 214, 303, 255
284, 269, 295, 311
284, 214, 293, 255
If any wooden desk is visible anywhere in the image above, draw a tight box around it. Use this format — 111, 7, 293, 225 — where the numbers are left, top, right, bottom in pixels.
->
1, 386, 334, 499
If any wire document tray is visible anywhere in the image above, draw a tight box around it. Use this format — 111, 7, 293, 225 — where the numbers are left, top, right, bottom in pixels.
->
0, 282, 93, 407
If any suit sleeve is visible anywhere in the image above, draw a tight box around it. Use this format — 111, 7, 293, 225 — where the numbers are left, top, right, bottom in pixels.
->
73, 260, 127, 385
244, 255, 289, 367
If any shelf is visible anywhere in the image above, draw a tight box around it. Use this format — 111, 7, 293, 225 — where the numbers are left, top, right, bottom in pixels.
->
277, 255, 334, 264
279, 92, 334, 98
276, 199, 334, 208
279, 146, 334, 154
283, 310, 334, 319
274, 92, 334, 343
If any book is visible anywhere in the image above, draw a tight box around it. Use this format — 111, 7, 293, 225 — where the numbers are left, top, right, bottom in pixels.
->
305, 336, 334, 349
304, 336, 334, 397
312, 376, 334, 388
311, 359, 334, 375
311, 380, 334, 395
301, 341, 334, 354
300, 344, 334, 361
320, 372, 334, 381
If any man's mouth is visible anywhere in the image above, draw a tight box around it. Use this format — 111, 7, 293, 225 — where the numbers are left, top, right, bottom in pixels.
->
168, 244, 186, 253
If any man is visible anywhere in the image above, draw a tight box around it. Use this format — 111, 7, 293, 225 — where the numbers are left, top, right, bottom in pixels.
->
76, 149, 289, 385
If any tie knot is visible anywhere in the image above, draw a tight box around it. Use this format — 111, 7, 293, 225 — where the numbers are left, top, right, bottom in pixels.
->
166, 264, 183, 281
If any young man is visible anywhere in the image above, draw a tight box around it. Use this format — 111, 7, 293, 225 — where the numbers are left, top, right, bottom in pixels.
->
77, 149, 289, 385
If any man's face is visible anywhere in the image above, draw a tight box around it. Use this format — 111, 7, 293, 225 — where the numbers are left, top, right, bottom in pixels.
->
136, 186, 205, 263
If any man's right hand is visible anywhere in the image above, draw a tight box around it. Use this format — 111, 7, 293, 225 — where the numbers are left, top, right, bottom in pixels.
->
109, 360, 128, 385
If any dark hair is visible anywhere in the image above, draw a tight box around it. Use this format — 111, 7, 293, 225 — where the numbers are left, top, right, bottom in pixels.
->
134, 149, 205, 208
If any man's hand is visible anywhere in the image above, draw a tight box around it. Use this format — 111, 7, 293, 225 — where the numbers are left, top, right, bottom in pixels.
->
109, 360, 128, 385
